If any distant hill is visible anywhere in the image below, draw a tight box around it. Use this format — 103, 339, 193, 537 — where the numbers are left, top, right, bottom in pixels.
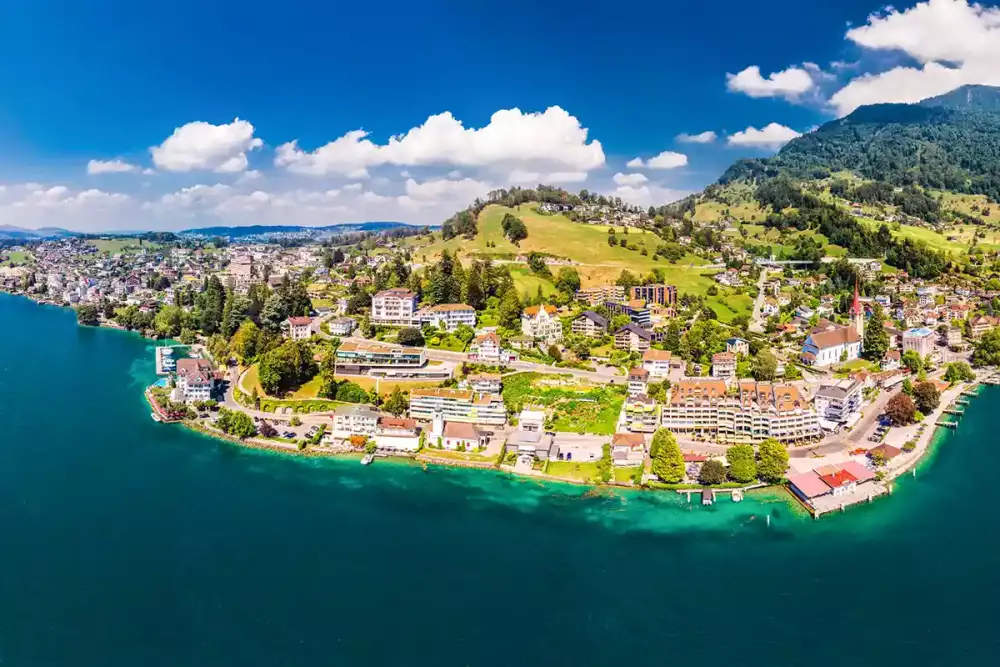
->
0, 225, 77, 241
179, 221, 420, 238
719, 84, 1000, 201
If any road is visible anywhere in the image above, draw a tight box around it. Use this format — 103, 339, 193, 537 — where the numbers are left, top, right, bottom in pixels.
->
749, 268, 770, 333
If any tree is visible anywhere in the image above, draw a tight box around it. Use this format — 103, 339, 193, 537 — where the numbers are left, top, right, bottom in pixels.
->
886, 393, 916, 426
154, 304, 184, 338
500, 213, 528, 244
944, 361, 976, 383
216, 408, 256, 439
912, 381, 941, 414
397, 327, 425, 347
257, 340, 317, 396
756, 438, 789, 484
498, 289, 523, 329
75, 304, 99, 326
783, 364, 803, 380
230, 320, 262, 365
258, 421, 278, 438
972, 327, 1000, 367
726, 445, 757, 483
554, 267, 581, 294
863, 304, 889, 361
751, 349, 777, 381
650, 429, 684, 483
901, 349, 924, 374
615, 270, 638, 291
698, 459, 727, 485
384, 386, 408, 416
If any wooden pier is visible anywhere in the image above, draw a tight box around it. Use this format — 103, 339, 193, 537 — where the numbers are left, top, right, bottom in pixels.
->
944, 408, 965, 416
936, 420, 958, 429
676, 483, 764, 504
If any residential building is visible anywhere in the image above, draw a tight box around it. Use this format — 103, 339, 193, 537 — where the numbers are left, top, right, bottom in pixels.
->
440, 422, 488, 451
800, 325, 861, 367
467, 332, 516, 364
575, 285, 624, 306
623, 394, 659, 433
464, 373, 502, 394
605, 299, 651, 327
374, 417, 420, 451
969, 315, 999, 338
813, 378, 864, 428
285, 316, 313, 341
371, 288, 419, 326
417, 303, 476, 331
409, 388, 507, 426
725, 337, 750, 356
642, 349, 673, 379
611, 432, 647, 467
882, 350, 901, 371
945, 326, 964, 348
335, 340, 425, 372
571, 311, 609, 337
229, 256, 255, 294
627, 367, 649, 396
631, 284, 676, 306
505, 410, 556, 460
328, 317, 356, 336
662, 380, 819, 443
522, 304, 562, 344
332, 405, 380, 438
711, 352, 736, 379
902, 327, 935, 357
614, 324, 652, 352
174, 358, 215, 403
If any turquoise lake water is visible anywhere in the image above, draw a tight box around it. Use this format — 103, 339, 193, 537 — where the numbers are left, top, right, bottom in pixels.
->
0, 291, 998, 665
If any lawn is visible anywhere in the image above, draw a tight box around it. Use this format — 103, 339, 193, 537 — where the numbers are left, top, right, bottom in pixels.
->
502, 372, 625, 435
245, 363, 442, 398
693, 199, 768, 223
1, 250, 30, 266
311, 298, 334, 309
87, 238, 160, 255
545, 460, 601, 482
706, 292, 753, 323
509, 266, 557, 299
425, 334, 467, 352
614, 466, 640, 483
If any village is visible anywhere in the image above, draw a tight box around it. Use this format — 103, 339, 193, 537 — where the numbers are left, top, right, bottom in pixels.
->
1, 205, 996, 517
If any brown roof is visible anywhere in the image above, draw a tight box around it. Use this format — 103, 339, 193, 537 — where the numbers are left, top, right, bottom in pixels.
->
443, 422, 481, 440
611, 432, 645, 449
429, 303, 474, 312
809, 325, 860, 350
670, 379, 728, 406
712, 352, 735, 364
524, 304, 557, 316
379, 416, 416, 430
869, 443, 902, 460
737, 381, 805, 412
287, 316, 312, 326
642, 349, 672, 361
628, 367, 649, 379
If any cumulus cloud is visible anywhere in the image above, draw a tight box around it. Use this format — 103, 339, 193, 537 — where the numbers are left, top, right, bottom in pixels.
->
726, 65, 815, 100
727, 123, 801, 149
828, 0, 1000, 115
151, 118, 263, 173
612, 172, 648, 186
0, 183, 134, 232
626, 150, 688, 170
613, 184, 694, 208
87, 159, 139, 175
676, 131, 717, 144
275, 106, 605, 176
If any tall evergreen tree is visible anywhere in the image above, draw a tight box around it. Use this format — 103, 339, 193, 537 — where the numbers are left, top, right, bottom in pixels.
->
864, 304, 889, 361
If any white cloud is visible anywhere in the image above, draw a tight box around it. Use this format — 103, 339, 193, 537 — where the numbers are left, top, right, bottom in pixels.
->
343, 183, 363, 193
727, 123, 801, 149
404, 177, 492, 202
158, 184, 234, 209
87, 159, 139, 175
447, 170, 463, 179
235, 170, 263, 186
275, 106, 605, 176
612, 172, 648, 186
676, 131, 717, 144
627, 150, 688, 170
828, 0, 1000, 115
726, 65, 815, 100
0, 183, 135, 231
151, 118, 263, 173
545, 171, 588, 183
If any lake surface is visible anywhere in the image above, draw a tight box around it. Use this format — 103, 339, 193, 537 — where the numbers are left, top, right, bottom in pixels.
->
1, 291, 998, 666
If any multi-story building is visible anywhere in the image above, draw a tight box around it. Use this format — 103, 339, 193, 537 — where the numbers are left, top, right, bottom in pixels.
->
725, 337, 750, 356
467, 332, 516, 364
627, 367, 649, 396
332, 405, 380, 438
522, 304, 562, 344
800, 325, 861, 367
417, 303, 476, 331
335, 340, 425, 372
711, 352, 737, 379
631, 284, 676, 306
229, 256, 255, 294
464, 373, 502, 394
945, 326, 964, 348
409, 388, 507, 426
902, 327, 935, 357
575, 285, 624, 306
611, 432, 647, 466
605, 299, 651, 327
614, 324, 652, 352
371, 288, 419, 326
623, 394, 659, 433
571, 311, 609, 337
662, 379, 819, 443
328, 317, 356, 336
174, 358, 215, 403
285, 316, 313, 341
813, 378, 863, 427
969, 315, 998, 339
642, 349, 673, 379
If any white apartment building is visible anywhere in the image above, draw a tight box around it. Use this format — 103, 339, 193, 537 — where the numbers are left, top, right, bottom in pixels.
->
371, 288, 419, 326
417, 303, 476, 331
285, 316, 313, 341
813, 378, 863, 428
521, 305, 562, 344
409, 388, 507, 426
642, 349, 673, 379
332, 405, 380, 438
174, 358, 215, 404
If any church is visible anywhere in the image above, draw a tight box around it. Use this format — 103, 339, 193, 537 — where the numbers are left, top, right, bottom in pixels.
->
800, 282, 865, 368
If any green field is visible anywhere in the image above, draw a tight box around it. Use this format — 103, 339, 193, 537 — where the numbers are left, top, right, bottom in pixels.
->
545, 460, 602, 482
87, 238, 160, 255
243, 364, 441, 400
509, 266, 557, 299
1, 250, 30, 266
502, 372, 624, 435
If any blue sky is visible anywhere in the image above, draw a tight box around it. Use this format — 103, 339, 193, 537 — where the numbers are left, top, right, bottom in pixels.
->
0, 0, 997, 231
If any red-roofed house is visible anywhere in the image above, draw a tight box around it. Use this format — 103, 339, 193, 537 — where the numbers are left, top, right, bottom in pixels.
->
285, 316, 313, 341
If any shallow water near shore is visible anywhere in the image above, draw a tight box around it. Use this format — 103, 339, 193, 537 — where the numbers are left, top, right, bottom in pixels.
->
1, 292, 998, 666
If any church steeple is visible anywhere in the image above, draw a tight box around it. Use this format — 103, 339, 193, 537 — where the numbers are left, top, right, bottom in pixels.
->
850, 276, 864, 338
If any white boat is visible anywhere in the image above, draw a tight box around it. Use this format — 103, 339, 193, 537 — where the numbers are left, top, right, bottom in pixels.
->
361, 453, 375, 466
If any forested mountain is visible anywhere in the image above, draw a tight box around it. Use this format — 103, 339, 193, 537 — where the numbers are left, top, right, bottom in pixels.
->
720, 85, 1000, 201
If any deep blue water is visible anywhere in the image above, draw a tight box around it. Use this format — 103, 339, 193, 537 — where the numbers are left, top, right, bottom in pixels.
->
1, 292, 999, 666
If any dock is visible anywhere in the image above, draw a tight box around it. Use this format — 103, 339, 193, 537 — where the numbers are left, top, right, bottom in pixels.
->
943, 408, 965, 416
936, 420, 958, 429
155, 346, 178, 375
677, 483, 763, 504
